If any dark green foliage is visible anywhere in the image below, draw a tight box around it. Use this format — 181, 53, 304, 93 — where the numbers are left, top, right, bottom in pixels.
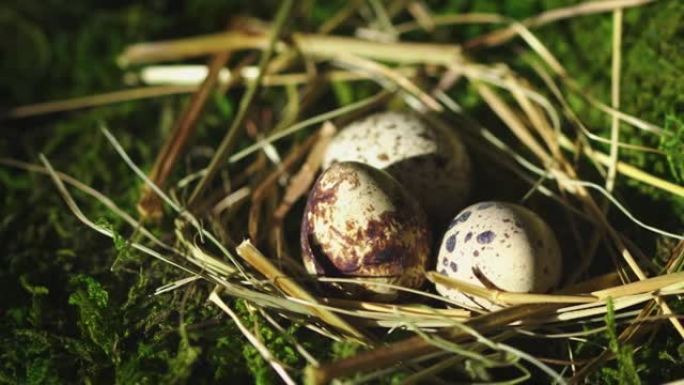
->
331, 339, 363, 360
661, 115, 684, 183
68, 275, 119, 361
164, 326, 201, 385
233, 300, 303, 384
600, 298, 641, 385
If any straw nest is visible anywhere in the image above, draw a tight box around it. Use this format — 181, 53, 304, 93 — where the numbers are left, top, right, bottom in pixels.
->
7, 1, 683, 383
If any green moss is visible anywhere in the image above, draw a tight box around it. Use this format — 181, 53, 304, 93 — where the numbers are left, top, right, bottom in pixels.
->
1, 1, 683, 384
331, 339, 363, 360
68, 275, 119, 362
163, 326, 201, 385
661, 115, 684, 183
232, 300, 304, 383
599, 297, 640, 385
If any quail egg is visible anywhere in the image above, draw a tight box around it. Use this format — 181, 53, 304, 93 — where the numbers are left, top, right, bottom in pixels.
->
323, 111, 471, 227
435, 201, 562, 310
301, 161, 430, 299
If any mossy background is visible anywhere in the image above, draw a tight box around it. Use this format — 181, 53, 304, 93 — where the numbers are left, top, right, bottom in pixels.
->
1, 1, 683, 384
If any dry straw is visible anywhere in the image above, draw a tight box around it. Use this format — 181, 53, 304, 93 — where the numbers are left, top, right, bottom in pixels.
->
5, 0, 683, 384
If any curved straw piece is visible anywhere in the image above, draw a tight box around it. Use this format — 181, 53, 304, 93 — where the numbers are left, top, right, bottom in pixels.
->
428, 271, 684, 308
427, 272, 597, 306
235, 240, 368, 343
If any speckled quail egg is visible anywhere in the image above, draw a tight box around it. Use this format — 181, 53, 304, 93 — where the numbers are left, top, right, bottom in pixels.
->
435, 201, 562, 310
323, 111, 471, 227
301, 161, 431, 300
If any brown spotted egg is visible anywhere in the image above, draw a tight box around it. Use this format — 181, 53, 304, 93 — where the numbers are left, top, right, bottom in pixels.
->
435, 201, 562, 310
323, 111, 471, 227
301, 161, 430, 300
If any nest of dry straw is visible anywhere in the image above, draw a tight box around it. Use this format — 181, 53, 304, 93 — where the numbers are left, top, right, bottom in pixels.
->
10, 0, 684, 383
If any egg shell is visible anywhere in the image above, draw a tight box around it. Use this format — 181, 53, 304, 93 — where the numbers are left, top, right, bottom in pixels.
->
435, 201, 562, 310
323, 111, 471, 227
301, 161, 431, 299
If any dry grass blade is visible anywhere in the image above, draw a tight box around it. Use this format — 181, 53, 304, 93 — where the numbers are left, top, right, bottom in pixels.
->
135, 65, 419, 87
4, 85, 195, 119
406, 1, 436, 32
101, 125, 257, 280
4, 68, 413, 120
540, 290, 684, 326
474, 81, 551, 164
317, 0, 363, 34
212, 186, 251, 216
119, 31, 463, 67
292, 33, 462, 66
234, 240, 367, 342
0, 158, 173, 253
174, 222, 237, 278
321, 297, 470, 320
395, 12, 506, 34
6, 71, 415, 123
138, 51, 232, 219
273, 121, 336, 221
37, 154, 200, 276
557, 136, 684, 198
591, 271, 684, 300
154, 275, 202, 296
118, 31, 273, 66
464, 0, 655, 48
227, 91, 390, 164
305, 303, 564, 385
463, 5, 666, 138
427, 272, 597, 305
504, 74, 562, 160
209, 290, 297, 385
248, 134, 318, 240
333, 53, 442, 112
457, 105, 682, 242
460, 65, 684, 338
188, 0, 293, 207
605, 7, 623, 194
528, 57, 662, 155
578, 93, 664, 135
560, 272, 622, 294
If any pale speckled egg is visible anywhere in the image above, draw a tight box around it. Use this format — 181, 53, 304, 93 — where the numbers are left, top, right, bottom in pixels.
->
301, 161, 431, 299
322, 111, 472, 227
435, 201, 562, 310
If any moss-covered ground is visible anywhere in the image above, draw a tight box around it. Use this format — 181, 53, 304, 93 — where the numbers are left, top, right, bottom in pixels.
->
1, 1, 683, 383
